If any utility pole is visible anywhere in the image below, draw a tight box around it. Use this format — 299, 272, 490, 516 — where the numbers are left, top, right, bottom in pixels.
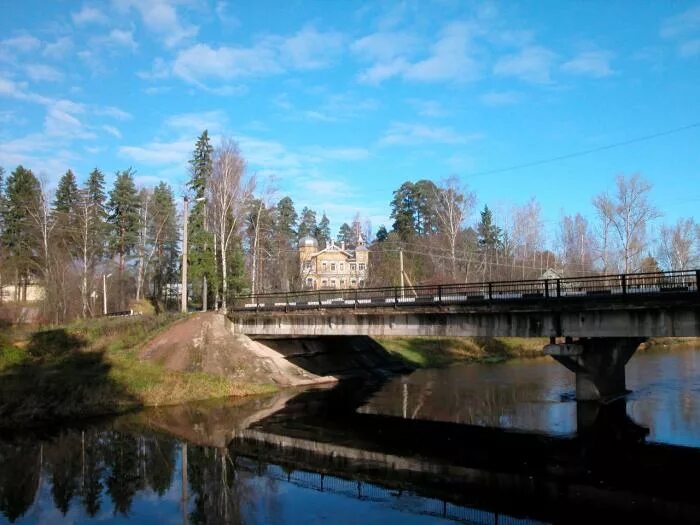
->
103, 273, 112, 315
202, 199, 207, 312
399, 249, 404, 298
181, 196, 189, 314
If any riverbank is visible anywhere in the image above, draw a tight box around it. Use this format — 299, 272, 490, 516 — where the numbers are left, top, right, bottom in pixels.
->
0, 315, 276, 427
375, 336, 700, 368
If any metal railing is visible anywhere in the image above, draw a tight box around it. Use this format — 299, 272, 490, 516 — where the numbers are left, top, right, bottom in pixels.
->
230, 269, 700, 312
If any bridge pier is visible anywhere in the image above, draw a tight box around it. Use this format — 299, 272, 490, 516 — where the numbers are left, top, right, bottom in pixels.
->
544, 338, 644, 402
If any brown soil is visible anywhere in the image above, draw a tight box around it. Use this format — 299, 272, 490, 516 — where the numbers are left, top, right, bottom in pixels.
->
139, 312, 337, 387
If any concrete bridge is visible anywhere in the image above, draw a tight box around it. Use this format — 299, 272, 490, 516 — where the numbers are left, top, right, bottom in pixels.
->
229, 269, 700, 401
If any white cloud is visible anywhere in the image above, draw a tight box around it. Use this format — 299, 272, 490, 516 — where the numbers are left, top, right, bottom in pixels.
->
0, 75, 51, 104
680, 38, 700, 57
561, 50, 614, 78
380, 122, 482, 146
44, 100, 94, 140
306, 147, 369, 161
351, 31, 418, 62
94, 105, 133, 120
138, 57, 171, 80
72, 5, 108, 25
355, 22, 480, 84
102, 125, 122, 138
661, 6, 700, 38
172, 43, 281, 84
115, 0, 198, 48
661, 6, 700, 58
1, 35, 41, 52
97, 29, 138, 51
165, 110, 228, 134
480, 91, 521, 106
25, 64, 64, 82
278, 26, 343, 70
43, 37, 73, 59
120, 138, 193, 165
494, 45, 557, 83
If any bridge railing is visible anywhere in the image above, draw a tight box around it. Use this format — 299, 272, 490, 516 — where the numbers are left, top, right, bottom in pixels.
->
230, 269, 699, 311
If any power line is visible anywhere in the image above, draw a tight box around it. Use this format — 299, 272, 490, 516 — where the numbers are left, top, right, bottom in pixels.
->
465, 122, 700, 178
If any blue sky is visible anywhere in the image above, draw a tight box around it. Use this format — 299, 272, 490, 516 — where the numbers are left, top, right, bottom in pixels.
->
1, 1, 699, 240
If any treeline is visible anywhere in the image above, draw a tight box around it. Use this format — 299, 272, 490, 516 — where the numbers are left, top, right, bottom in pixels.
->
368, 174, 699, 286
1, 128, 698, 323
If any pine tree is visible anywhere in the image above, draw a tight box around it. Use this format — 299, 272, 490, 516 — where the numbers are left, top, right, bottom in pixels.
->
317, 212, 331, 248
86, 168, 107, 259
107, 168, 140, 309
53, 170, 80, 247
275, 197, 297, 243
375, 225, 389, 242
1, 166, 42, 300
337, 223, 353, 246
187, 131, 216, 308
150, 182, 179, 302
298, 207, 317, 239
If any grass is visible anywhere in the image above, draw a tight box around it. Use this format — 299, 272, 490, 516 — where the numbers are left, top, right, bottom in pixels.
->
0, 314, 277, 427
375, 336, 548, 368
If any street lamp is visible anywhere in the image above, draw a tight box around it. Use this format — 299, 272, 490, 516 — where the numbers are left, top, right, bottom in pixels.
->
181, 196, 205, 314
103, 273, 112, 315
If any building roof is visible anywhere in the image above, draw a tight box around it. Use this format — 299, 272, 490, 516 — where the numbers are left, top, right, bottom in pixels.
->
299, 235, 318, 248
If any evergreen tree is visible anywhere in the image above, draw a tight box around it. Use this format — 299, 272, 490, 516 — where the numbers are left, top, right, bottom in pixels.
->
1, 165, 42, 299
53, 170, 80, 247
390, 181, 417, 240
477, 205, 502, 249
107, 168, 140, 308
150, 182, 179, 301
187, 131, 216, 307
298, 207, 317, 239
375, 225, 389, 242
86, 168, 107, 259
317, 212, 331, 248
337, 222, 353, 246
275, 196, 297, 243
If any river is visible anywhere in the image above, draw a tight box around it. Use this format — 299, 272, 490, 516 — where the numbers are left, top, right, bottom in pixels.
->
1, 347, 699, 524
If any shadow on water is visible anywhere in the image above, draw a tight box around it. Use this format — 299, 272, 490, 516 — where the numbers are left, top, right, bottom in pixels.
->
2, 365, 700, 524
0, 329, 140, 426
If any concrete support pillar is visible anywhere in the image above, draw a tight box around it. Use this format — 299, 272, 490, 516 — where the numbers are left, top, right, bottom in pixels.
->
544, 338, 644, 402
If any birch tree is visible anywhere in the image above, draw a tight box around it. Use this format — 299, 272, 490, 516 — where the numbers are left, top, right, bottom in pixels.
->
433, 176, 475, 280
658, 218, 698, 271
208, 139, 254, 312
593, 174, 660, 273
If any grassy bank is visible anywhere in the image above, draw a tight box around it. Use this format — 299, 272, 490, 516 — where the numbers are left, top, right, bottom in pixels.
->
375, 335, 700, 368
0, 315, 275, 427
375, 336, 548, 368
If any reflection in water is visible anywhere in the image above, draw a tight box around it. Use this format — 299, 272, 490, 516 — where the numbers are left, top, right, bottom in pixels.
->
362, 349, 700, 447
0, 348, 699, 524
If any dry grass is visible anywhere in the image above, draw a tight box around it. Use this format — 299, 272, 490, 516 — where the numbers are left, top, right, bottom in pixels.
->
0, 315, 277, 427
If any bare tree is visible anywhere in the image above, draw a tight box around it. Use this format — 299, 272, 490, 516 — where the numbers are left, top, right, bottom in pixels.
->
433, 176, 475, 280
208, 139, 254, 312
557, 213, 595, 276
593, 174, 660, 273
511, 197, 544, 279
658, 218, 698, 270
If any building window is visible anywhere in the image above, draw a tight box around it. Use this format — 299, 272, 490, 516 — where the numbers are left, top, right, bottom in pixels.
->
321, 279, 327, 287
351, 279, 357, 286
340, 263, 344, 271
350, 263, 356, 271
322, 262, 327, 271
359, 263, 366, 271
330, 279, 336, 288
330, 263, 336, 271
359, 279, 365, 287
303, 261, 312, 270
340, 279, 345, 287
306, 278, 313, 286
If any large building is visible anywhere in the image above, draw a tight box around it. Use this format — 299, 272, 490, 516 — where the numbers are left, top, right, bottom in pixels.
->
298, 235, 369, 289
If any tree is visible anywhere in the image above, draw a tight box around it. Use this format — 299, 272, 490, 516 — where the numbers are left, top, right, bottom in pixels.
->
337, 222, 353, 247
375, 225, 389, 242
149, 183, 179, 303
557, 213, 595, 276
271, 196, 298, 291
317, 212, 331, 248
107, 168, 140, 309
511, 198, 544, 279
433, 176, 475, 279
1, 166, 42, 301
187, 131, 216, 309
593, 174, 660, 273
297, 207, 318, 239
208, 139, 254, 312
477, 205, 502, 249
390, 182, 417, 239
658, 218, 698, 271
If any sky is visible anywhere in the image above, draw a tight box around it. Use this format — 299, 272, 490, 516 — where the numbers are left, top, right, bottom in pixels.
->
0, 0, 699, 241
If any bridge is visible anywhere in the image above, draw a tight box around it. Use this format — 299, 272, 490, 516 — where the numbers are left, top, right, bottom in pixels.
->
229, 269, 700, 401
